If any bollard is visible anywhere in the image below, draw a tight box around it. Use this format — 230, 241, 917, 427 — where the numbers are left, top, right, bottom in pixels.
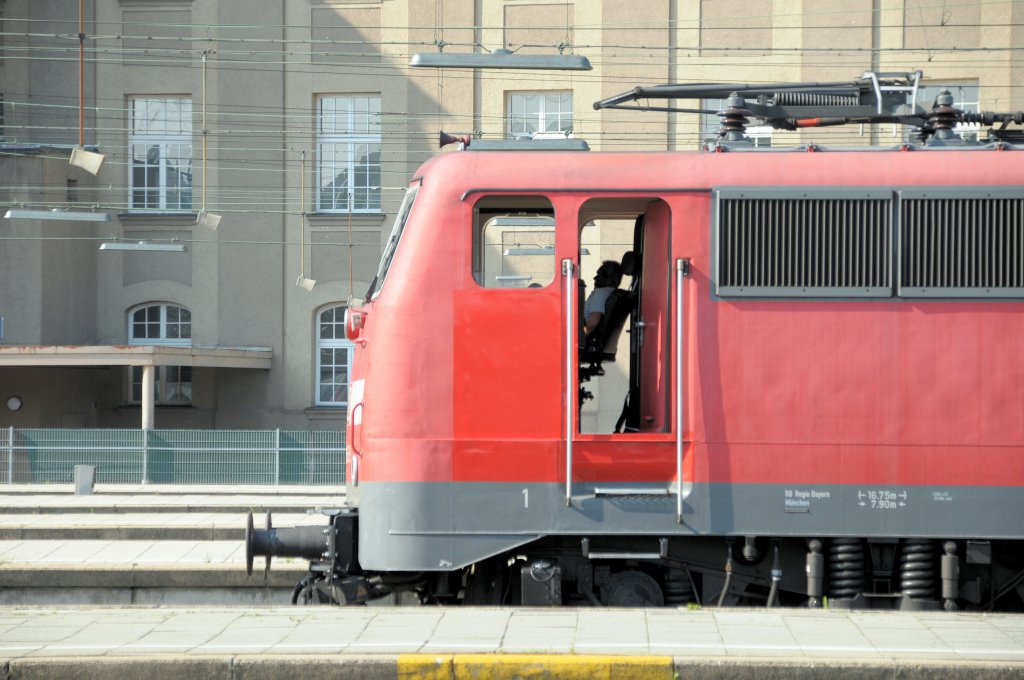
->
73, 465, 96, 495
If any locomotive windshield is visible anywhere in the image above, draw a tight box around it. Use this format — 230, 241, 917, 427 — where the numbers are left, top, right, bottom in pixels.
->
366, 183, 419, 300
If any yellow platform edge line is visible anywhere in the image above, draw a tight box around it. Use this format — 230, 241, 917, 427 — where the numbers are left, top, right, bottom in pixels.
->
398, 653, 674, 680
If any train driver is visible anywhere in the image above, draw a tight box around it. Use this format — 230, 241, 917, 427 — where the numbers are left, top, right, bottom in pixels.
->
583, 260, 623, 335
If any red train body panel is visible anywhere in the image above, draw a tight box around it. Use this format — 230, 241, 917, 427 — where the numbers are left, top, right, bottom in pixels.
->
352, 149, 1024, 478
334, 146, 1024, 608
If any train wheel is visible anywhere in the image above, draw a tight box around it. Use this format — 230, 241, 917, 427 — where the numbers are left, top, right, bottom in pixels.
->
602, 570, 664, 607
463, 558, 507, 605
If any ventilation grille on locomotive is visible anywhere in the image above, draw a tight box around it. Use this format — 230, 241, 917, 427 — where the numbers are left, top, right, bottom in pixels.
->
900, 196, 1024, 298
715, 191, 892, 298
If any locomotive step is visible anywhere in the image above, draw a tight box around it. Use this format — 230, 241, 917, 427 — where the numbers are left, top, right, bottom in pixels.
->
581, 536, 669, 561
592, 485, 672, 497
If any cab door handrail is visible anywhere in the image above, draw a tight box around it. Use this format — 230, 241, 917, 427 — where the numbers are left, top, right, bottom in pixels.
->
676, 258, 691, 523
563, 258, 576, 505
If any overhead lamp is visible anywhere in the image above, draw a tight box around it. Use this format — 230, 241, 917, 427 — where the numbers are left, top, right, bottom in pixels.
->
195, 52, 221, 231
5, 208, 111, 222
410, 49, 591, 71
70, 2, 103, 176
502, 245, 590, 256
293, 150, 315, 292
495, 275, 533, 285
69, 146, 105, 175
504, 245, 553, 256
99, 241, 187, 252
196, 209, 222, 230
490, 217, 555, 227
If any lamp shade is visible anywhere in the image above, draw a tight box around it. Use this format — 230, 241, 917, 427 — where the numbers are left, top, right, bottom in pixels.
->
99, 241, 187, 252
410, 50, 591, 71
5, 209, 111, 222
69, 147, 105, 175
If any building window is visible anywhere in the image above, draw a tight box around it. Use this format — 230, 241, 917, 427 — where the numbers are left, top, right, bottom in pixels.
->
130, 303, 191, 344
129, 97, 193, 211
508, 92, 573, 138
128, 303, 192, 404
316, 305, 354, 407
701, 98, 772, 148
316, 95, 381, 213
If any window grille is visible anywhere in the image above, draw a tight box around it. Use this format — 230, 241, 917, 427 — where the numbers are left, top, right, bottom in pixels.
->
715, 188, 1024, 300
899, 190, 1024, 298
715, 189, 892, 297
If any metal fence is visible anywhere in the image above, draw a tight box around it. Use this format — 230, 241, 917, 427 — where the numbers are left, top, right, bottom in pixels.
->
0, 427, 345, 485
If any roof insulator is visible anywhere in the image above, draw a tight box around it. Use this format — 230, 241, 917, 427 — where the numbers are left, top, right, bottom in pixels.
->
716, 94, 754, 144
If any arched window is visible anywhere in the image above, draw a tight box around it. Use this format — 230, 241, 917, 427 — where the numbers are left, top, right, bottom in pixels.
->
316, 305, 354, 407
128, 303, 192, 404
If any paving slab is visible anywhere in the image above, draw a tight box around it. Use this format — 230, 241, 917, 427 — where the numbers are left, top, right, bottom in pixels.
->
0, 539, 305, 568
0, 607, 1022, 679
0, 511, 318, 540
0, 485, 345, 515
2, 486, 1023, 677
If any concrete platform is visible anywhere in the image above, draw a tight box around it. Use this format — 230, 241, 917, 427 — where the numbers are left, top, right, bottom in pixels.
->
0, 483, 345, 514
0, 485, 335, 605
1, 606, 1022, 679
0, 512, 316, 540
2, 486, 1024, 676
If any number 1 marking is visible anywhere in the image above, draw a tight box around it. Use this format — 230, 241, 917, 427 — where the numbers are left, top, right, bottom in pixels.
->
522, 488, 529, 509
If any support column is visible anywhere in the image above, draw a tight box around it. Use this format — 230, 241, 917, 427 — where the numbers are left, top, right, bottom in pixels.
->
7, 425, 13, 484
141, 364, 156, 430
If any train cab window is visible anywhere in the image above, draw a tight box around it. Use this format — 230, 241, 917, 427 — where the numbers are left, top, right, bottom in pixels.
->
472, 196, 555, 289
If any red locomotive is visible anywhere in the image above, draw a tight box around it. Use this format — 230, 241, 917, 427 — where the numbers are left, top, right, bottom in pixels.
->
249, 73, 1024, 610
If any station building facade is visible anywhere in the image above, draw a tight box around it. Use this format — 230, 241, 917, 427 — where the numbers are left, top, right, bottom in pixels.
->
0, 0, 1018, 430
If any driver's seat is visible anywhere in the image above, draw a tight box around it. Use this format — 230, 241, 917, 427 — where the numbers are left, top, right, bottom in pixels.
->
580, 251, 637, 380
